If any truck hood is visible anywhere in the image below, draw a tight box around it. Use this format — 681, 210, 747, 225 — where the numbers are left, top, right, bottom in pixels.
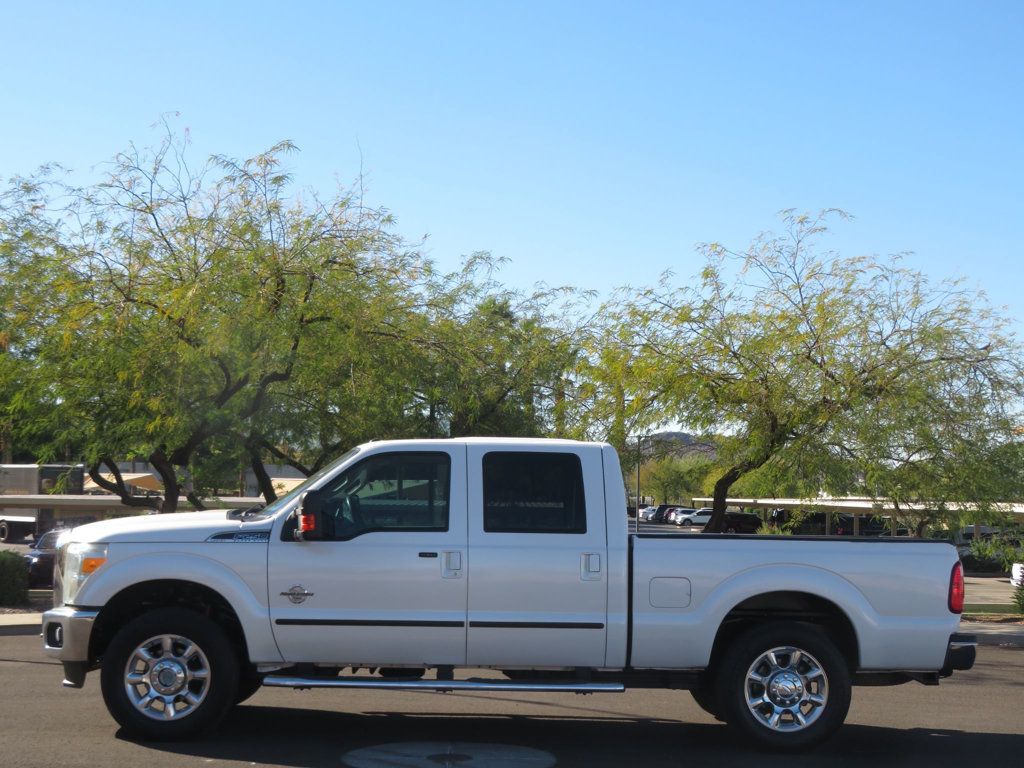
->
61, 510, 271, 544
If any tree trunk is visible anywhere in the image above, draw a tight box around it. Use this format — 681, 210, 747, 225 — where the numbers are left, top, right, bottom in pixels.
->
706, 465, 747, 533
177, 466, 206, 510
87, 460, 161, 511
553, 380, 566, 437
609, 382, 626, 455
247, 441, 278, 503
149, 448, 180, 513
1, 420, 11, 463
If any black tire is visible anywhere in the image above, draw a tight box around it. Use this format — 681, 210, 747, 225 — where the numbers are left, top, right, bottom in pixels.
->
716, 621, 851, 750
100, 607, 239, 740
0, 522, 10, 543
234, 664, 263, 705
690, 682, 725, 721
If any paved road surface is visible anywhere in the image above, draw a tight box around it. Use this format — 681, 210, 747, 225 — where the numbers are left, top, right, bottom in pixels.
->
0, 633, 1021, 768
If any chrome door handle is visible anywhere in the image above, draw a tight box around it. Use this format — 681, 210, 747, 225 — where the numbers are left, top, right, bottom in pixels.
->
442, 550, 463, 579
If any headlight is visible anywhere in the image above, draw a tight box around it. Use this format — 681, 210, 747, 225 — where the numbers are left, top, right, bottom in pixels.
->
62, 543, 108, 605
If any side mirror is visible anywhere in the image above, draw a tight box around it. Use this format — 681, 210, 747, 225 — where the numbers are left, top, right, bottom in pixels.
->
294, 491, 324, 541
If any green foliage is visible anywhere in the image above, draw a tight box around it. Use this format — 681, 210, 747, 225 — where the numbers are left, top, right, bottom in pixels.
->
623, 210, 1024, 530
756, 523, 791, 536
570, 302, 667, 454
962, 537, 1024, 573
1, 126, 588, 507
1013, 582, 1024, 616
641, 453, 714, 503
4, 136, 1024, 523
0, 551, 29, 606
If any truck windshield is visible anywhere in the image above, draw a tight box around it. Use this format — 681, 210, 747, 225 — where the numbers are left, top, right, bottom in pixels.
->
255, 447, 360, 519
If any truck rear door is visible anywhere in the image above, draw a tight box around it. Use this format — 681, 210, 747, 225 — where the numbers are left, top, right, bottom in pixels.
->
465, 443, 608, 668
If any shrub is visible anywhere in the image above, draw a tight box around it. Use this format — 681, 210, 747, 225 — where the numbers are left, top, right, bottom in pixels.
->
1014, 582, 1024, 617
0, 550, 29, 606
963, 538, 1024, 573
756, 523, 791, 536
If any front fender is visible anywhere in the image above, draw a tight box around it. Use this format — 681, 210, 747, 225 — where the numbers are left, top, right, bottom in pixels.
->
75, 548, 282, 664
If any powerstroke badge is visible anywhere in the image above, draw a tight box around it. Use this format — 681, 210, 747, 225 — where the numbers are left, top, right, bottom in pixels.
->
280, 585, 314, 604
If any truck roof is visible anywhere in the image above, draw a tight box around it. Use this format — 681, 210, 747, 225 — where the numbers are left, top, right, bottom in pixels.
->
362, 437, 608, 449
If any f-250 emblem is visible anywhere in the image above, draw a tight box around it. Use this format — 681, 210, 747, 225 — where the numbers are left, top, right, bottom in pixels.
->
281, 585, 314, 604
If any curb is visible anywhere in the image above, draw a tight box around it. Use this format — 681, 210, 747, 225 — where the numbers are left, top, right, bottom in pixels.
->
962, 623, 1024, 648
0, 624, 40, 637
976, 635, 1024, 648
0, 612, 43, 636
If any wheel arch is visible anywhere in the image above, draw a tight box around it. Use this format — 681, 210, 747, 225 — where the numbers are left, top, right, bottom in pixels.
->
708, 590, 861, 674
89, 579, 250, 665
76, 551, 282, 664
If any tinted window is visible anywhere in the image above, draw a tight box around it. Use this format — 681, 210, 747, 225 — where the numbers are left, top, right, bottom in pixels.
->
312, 452, 450, 540
35, 531, 62, 550
483, 452, 586, 534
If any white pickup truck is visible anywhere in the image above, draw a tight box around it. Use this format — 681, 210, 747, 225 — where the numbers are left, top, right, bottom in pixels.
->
41, 438, 975, 749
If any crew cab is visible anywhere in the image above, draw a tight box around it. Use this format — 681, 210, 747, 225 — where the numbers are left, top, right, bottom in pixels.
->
41, 438, 975, 749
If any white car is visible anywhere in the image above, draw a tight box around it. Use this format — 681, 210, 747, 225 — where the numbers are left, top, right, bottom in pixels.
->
1012, 562, 1023, 588
679, 508, 713, 528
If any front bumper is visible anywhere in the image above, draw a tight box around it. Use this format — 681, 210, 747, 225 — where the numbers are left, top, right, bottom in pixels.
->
940, 632, 977, 677
41, 606, 100, 688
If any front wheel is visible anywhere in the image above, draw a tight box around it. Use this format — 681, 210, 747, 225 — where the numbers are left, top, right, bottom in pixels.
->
717, 622, 851, 750
234, 664, 263, 705
100, 607, 239, 740
690, 682, 724, 721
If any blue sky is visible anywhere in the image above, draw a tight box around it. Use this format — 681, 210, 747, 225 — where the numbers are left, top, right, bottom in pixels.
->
2, 1, 1022, 327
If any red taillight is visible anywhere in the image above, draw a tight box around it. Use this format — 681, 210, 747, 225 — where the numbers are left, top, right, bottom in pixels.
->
299, 514, 316, 533
949, 561, 965, 614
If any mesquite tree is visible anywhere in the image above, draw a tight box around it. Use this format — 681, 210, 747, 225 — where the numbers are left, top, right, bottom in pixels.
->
630, 211, 1023, 533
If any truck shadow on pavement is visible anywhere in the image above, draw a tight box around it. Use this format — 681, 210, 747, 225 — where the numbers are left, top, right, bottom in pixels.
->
122, 704, 1024, 768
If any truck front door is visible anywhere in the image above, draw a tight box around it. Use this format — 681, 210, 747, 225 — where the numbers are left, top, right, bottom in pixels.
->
268, 446, 468, 666
465, 444, 609, 668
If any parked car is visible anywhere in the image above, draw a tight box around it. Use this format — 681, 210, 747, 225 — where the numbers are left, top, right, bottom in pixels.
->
769, 510, 890, 537
671, 507, 696, 528
702, 511, 762, 534
678, 508, 712, 528
24, 529, 63, 588
644, 504, 673, 523
665, 508, 682, 524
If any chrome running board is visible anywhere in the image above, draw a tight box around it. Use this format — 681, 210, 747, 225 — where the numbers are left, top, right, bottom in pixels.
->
262, 675, 625, 693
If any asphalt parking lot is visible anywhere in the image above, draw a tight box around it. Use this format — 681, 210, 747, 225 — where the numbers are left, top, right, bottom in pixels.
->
0, 632, 1021, 768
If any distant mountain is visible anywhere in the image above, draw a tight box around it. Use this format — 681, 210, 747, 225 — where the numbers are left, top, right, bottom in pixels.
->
637, 431, 717, 459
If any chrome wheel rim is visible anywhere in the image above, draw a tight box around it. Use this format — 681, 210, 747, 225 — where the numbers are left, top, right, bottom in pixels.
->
744, 645, 828, 732
123, 634, 211, 721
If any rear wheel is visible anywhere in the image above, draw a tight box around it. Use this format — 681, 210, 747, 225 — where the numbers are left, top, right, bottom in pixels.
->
0, 522, 10, 543
100, 607, 239, 740
717, 622, 851, 750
